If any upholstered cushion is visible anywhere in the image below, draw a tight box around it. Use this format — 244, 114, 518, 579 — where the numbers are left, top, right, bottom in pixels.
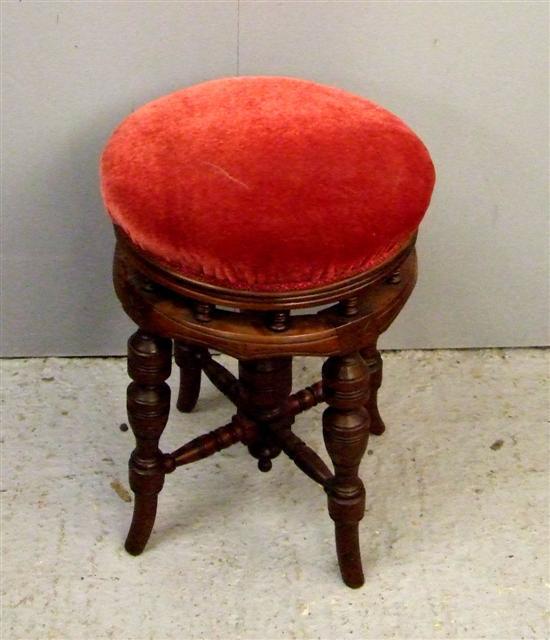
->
100, 76, 435, 292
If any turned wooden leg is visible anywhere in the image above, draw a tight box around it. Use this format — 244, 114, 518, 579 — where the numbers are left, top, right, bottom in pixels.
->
125, 330, 172, 555
238, 357, 293, 472
361, 346, 385, 436
322, 353, 370, 588
174, 341, 202, 412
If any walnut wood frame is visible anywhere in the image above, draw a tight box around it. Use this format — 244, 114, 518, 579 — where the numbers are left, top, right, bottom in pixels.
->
113, 225, 418, 588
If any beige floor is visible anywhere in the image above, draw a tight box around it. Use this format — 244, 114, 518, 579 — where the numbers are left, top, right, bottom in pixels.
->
1, 349, 548, 640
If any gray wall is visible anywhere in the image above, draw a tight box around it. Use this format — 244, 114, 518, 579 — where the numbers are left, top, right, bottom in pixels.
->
1, 1, 548, 356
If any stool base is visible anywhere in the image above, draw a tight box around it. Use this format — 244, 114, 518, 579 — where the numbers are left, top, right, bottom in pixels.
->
113, 232, 418, 587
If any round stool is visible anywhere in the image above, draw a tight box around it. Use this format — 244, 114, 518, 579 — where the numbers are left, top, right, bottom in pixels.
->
100, 76, 435, 588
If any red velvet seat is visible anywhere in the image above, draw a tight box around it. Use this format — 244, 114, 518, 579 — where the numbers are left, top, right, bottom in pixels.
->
100, 76, 435, 292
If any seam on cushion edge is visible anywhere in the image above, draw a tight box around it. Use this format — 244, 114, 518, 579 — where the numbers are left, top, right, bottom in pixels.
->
123, 230, 417, 292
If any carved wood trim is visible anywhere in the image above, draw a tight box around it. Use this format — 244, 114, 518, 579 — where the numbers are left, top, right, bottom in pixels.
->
114, 225, 416, 311
113, 243, 417, 360
285, 381, 324, 417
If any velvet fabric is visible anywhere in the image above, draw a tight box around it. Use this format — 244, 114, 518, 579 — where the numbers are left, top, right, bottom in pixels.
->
100, 76, 435, 291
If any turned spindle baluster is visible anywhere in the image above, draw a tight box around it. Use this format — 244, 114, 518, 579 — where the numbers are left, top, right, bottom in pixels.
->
322, 353, 370, 588
174, 342, 202, 412
285, 381, 324, 417
386, 269, 401, 284
339, 296, 359, 317
266, 310, 290, 332
163, 414, 257, 471
360, 346, 385, 436
125, 330, 172, 555
195, 302, 214, 323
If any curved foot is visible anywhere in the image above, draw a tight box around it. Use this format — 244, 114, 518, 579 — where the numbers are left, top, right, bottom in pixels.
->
361, 347, 386, 436
335, 522, 365, 588
125, 331, 171, 555
322, 354, 370, 588
368, 404, 386, 436
174, 342, 202, 413
125, 493, 159, 556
